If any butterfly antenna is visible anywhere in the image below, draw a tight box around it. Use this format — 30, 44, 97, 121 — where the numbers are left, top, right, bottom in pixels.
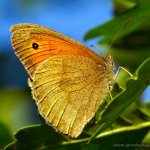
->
105, 17, 133, 56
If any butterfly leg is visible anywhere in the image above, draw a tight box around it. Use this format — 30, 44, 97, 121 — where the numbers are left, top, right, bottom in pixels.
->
107, 85, 113, 100
114, 66, 133, 81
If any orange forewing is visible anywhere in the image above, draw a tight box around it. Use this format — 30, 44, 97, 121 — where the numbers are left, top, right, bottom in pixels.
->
11, 24, 105, 78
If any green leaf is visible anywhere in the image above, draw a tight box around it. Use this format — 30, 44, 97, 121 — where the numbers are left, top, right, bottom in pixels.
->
5, 122, 150, 150
5, 124, 66, 150
87, 57, 150, 141
84, 0, 150, 44
113, 0, 137, 14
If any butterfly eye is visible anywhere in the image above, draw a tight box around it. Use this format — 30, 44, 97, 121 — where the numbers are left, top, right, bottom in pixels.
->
32, 43, 39, 50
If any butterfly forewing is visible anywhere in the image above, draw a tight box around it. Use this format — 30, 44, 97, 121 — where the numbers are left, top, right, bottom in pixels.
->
11, 24, 105, 78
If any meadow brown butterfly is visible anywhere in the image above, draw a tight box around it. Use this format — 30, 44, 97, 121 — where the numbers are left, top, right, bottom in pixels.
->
10, 24, 115, 138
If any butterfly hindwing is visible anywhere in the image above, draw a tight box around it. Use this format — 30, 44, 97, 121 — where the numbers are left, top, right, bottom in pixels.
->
30, 55, 109, 137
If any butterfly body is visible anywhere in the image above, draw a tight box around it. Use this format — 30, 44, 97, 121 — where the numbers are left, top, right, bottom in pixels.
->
11, 24, 115, 138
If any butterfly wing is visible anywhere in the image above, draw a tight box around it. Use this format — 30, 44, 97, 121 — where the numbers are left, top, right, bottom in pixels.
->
11, 24, 105, 78
30, 55, 109, 137
11, 24, 115, 138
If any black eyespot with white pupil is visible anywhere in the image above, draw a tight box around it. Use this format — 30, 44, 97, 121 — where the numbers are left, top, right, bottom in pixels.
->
32, 43, 39, 50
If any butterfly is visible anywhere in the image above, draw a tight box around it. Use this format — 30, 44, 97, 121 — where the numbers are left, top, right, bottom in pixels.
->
10, 24, 115, 138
